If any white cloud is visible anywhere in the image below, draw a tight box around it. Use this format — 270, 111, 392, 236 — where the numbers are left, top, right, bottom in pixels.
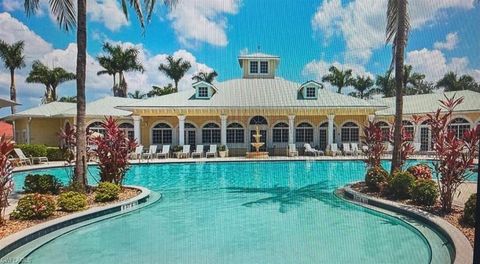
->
311, 0, 474, 63
1, 0, 21, 11
87, 0, 129, 31
433, 32, 459, 50
167, 0, 241, 47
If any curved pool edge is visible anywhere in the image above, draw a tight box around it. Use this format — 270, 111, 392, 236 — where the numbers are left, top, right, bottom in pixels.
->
0, 185, 158, 262
341, 184, 472, 264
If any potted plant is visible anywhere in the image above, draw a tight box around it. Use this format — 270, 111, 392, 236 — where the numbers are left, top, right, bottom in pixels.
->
218, 145, 228, 158
172, 145, 183, 158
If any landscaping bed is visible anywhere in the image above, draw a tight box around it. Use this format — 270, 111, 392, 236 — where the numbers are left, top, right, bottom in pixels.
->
0, 187, 140, 239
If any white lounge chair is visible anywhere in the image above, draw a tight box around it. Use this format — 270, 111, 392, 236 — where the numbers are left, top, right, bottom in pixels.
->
206, 145, 217, 158
143, 145, 157, 160
191, 145, 204, 158
385, 143, 394, 155
342, 143, 353, 156
13, 148, 35, 165
288, 144, 299, 157
157, 145, 170, 159
131, 145, 143, 160
304, 143, 323, 156
178, 145, 190, 158
351, 143, 360, 156
329, 144, 342, 156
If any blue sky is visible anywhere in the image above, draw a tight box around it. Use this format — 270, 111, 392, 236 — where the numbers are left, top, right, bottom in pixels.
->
0, 0, 479, 116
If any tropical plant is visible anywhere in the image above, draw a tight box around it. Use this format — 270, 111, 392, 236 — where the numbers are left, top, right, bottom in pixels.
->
58, 95, 77, 102
436, 72, 479, 92
57, 122, 76, 164
321, 65, 354, 94
386, 0, 410, 174
94, 182, 121, 202
24, 0, 177, 192
407, 164, 432, 180
374, 70, 395, 97
365, 166, 389, 192
387, 125, 415, 169
23, 174, 62, 195
90, 117, 136, 184
0, 40, 25, 114
0, 135, 14, 224
26, 60, 76, 103
192, 71, 218, 83
411, 179, 438, 206
10, 193, 56, 220
388, 171, 415, 199
147, 84, 176, 97
405, 80, 435, 95
57, 191, 88, 212
17, 144, 48, 158
362, 121, 386, 168
97, 42, 144, 97
350, 76, 374, 99
425, 95, 479, 213
159, 55, 192, 92
402, 65, 425, 91
463, 193, 476, 226
128, 90, 147, 99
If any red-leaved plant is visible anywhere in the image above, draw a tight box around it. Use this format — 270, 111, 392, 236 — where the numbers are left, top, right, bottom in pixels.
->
58, 122, 76, 164
91, 117, 137, 184
363, 121, 385, 168
388, 126, 415, 169
0, 135, 14, 224
426, 94, 479, 213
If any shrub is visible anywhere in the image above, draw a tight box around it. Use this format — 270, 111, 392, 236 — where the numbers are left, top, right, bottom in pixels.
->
218, 145, 226, 151
0, 135, 15, 224
46, 147, 65, 161
172, 145, 182, 152
10, 194, 56, 220
95, 182, 121, 202
365, 166, 389, 192
407, 164, 432, 180
57, 191, 88, 212
463, 194, 476, 226
17, 144, 48, 158
388, 171, 416, 199
24, 174, 62, 195
411, 179, 438, 206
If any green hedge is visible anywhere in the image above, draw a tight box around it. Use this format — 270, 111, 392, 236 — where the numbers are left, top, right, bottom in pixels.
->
46, 147, 65, 161
95, 182, 121, 202
365, 166, 389, 192
463, 194, 476, 226
17, 144, 48, 157
388, 171, 416, 199
24, 174, 63, 195
411, 179, 438, 206
57, 191, 88, 212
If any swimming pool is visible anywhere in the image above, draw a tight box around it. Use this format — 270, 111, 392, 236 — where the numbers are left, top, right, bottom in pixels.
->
11, 160, 452, 264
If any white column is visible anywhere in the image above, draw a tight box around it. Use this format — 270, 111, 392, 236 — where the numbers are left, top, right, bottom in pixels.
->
132, 116, 141, 145
178, 115, 186, 146
26, 117, 32, 144
327, 114, 335, 147
220, 115, 227, 146
414, 124, 421, 143
288, 115, 295, 145
368, 114, 375, 122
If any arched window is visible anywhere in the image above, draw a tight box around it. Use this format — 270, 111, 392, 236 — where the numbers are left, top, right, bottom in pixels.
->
227, 123, 244, 143
273, 122, 289, 143
376, 121, 390, 141
119, 123, 134, 140
202, 123, 221, 144
152, 123, 172, 144
295, 122, 314, 143
448, 118, 471, 139
402, 120, 414, 141
249, 116, 268, 125
420, 120, 432, 151
184, 123, 196, 146
341, 122, 359, 143
319, 122, 336, 150
87, 122, 105, 135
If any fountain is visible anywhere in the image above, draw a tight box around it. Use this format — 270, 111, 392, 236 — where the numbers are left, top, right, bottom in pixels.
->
246, 125, 269, 159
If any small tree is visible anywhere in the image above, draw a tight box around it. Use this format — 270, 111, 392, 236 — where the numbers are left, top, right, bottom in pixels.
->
58, 122, 76, 164
426, 95, 479, 213
0, 135, 15, 224
91, 117, 136, 184
388, 126, 415, 169
363, 121, 385, 168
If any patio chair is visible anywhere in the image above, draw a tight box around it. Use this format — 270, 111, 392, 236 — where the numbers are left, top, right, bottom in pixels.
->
191, 145, 204, 158
304, 143, 323, 156
351, 143, 360, 156
206, 145, 217, 158
157, 145, 170, 159
13, 148, 34, 165
329, 144, 342, 156
385, 143, 394, 155
87, 144, 98, 162
143, 145, 158, 160
342, 143, 353, 156
131, 145, 144, 160
288, 144, 299, 157
178, 145, 190, 158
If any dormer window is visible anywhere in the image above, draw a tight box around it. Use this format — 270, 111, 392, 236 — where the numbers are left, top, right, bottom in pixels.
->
306, 87, 316, 98
299, 80, 322, 100
250, 61, 258, 74
193, 80, 217, 99
260, 61, 268, 74
197, 87, 209, 98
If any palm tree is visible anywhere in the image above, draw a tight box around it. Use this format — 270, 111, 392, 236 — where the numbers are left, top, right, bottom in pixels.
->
350, 76, 374, 99
147, 84, 175, 97
321, 66, 354, 94
0, 40, 25, 114
405, 80, 435, 95
436, 72, 479, 92
24, 0, 176, 191
59, 95, 77, 102
373, 70, 395, 97
128, 90, 147, 99
192, 71, 218, 83
97, 42, 144, 97
26, 60, 76, 103
386, 0, 410, 173
403, 65, 426, 94
158, 55, 191, 92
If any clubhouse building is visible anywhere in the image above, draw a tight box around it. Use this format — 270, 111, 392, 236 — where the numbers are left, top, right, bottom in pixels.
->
4, 53, 480, 156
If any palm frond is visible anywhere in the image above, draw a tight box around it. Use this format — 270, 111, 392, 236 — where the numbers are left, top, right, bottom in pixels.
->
49, 0, 76, 31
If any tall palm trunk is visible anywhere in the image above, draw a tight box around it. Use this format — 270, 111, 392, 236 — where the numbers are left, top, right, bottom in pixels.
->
75, 0, 87, 190
174, 80, 179, 93
391, 0, 407, 174
9, 68, 16, 114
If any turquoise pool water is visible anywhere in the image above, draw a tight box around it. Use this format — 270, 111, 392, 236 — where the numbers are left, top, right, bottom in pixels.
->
12, 161, 447, 264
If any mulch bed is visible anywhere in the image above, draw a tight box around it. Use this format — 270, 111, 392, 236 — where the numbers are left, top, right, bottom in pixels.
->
0, 187, 140, 239
351, 182, 475, 246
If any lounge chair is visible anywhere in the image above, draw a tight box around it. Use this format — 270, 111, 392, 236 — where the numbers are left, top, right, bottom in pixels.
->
157, 145, 170, 159
13, 148, 35, 165
385, 143, 394, 155
304, 143, 323, 156
143, 145, 157, 160
191, 145, 204, 158
206, 145, 217, 158
178, 145, 190, 158
288, 144, 299, 157
329, 144, 342, 156
351, 143, 360, 156
342, 143, 353, 156
131, 146, 144, 160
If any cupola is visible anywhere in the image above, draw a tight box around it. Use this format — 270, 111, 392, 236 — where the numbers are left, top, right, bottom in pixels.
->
238, 53, 280, 79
